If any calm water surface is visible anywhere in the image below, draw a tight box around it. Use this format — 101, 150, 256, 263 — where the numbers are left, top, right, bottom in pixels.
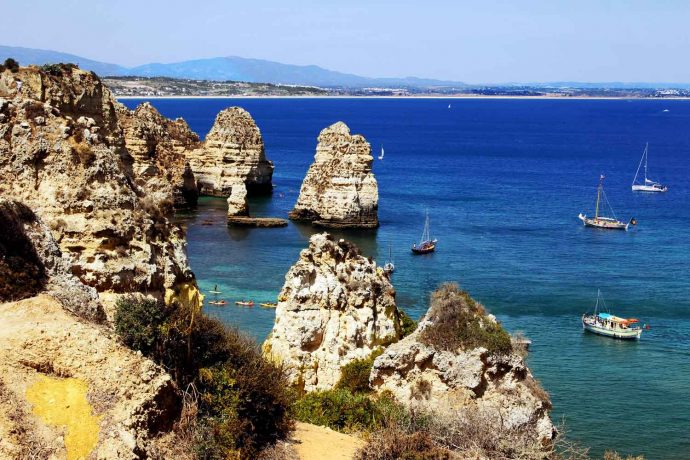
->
122, 98, 690, 459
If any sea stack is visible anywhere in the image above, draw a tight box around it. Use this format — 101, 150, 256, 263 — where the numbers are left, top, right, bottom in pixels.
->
289, 122, 379, 228
117, 101, 200, 208
186, 107, 273, 196
369, 283, 555, 445
263, 233, 402, 391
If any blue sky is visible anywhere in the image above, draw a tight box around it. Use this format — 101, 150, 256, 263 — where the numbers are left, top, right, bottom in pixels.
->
2, 0, 689, 83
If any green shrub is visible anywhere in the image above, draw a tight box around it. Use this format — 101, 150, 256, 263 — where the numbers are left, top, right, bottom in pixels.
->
114, 296, 169, 356
293, 389, 386, 432
335, 348, 383, 393
399, 310, 418, 337
420, 283, 512, 355
4, 58, 19, 72
113, 297, 294, 457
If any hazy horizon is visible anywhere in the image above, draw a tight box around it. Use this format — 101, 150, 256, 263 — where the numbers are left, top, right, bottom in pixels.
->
2, 0, 690, 84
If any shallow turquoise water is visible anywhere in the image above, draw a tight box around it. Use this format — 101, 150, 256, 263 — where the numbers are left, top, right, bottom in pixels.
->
124, 98, 690, 459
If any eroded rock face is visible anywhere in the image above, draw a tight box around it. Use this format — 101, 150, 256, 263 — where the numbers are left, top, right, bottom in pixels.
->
289, 122, 378, 228
226, 180, 249, 217
0, 199, 102, 320
186, 107, 273, 196
0, 294, 178, 459
263, 233, 401, 391
0, 65, 195, 295
370, 306, 554, 444
116, 101, 200, 209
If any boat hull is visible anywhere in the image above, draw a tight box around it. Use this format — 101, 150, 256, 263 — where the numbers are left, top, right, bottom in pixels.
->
412, 244, 436, 254
582, 320, 642, 340
578, 213, 628, 230
632, 184, 667, 193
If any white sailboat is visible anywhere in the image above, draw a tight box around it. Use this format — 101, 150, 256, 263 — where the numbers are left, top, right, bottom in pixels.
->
378, 145, 384, 160
632, 143, 667, 192
578, 174, 636, 230
383, 243, 395, 274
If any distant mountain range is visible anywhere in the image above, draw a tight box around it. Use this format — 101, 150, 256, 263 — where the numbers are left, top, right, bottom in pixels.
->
0, 45, 464, 88
2, 45, 690, 90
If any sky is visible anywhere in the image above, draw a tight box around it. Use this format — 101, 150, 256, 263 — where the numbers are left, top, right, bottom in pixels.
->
2, 0, 690, 83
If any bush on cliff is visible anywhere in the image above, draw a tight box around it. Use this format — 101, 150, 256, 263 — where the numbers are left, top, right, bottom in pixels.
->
420, 283, 512, 355
399, 309, 418, 337
114, 296, 294, 458
292, 389, 402, 432
335, 348, 383, 393
3, 58, 19, 72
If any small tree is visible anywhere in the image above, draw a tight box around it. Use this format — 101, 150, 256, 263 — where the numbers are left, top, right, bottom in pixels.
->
3, 58, 19, 72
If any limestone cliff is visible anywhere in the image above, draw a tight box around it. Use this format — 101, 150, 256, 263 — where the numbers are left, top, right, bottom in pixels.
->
369, 284, 554, 445
0, 64, 195, 296
263, 233, 402, 391
186, 107, 273, 196
0, 199, 102, 320
0, 198, 178, 459
289, 122, 378, 228
116, 101, 200, 209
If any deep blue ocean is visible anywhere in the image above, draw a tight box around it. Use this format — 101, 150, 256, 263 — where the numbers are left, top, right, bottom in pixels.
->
122, 98, 690, 459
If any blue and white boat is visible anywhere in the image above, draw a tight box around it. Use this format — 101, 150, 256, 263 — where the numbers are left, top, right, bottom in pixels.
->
581, 290, 644, 340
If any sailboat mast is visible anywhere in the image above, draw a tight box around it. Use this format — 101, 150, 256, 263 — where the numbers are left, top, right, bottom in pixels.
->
644, 143, 648, 182
595, 175, 603, 219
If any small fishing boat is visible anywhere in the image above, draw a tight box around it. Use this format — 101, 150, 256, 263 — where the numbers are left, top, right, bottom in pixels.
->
260, 302, 277, 308
632, 143, 668, 192
412, 210, 437, 254
378, 145, 385, 160
578, 175, 636, 230
383, 243, 395, 274
235, 300, 254, 307
581, 290, 644, 340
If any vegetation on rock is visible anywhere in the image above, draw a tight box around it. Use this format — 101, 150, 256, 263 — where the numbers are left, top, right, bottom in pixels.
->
335, 348, 383, 393
420, 282, 513, 355
114, 296, 294, 458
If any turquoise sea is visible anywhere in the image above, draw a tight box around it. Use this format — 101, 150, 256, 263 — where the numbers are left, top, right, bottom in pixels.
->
122, 98, 690, 459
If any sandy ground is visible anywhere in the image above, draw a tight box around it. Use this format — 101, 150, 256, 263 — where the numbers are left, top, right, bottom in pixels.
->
293, 422, 364, 460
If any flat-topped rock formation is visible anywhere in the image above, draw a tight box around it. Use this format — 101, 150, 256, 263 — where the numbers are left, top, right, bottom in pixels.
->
227, 216, 288, 227
0, 64, 196, 297
117, 101, 200, 209
369, 283, 555, 445
186, 107, 273, 196
226, 179, 287, 227
289, 122, 378, 228
263, 233, 402, 391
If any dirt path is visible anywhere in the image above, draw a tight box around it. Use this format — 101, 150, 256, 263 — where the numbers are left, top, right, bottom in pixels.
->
293, 422, 363, 460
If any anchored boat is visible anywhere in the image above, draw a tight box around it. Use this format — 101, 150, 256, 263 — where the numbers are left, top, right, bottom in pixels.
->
578, 175, 636, 230
412, 210, 437, 254
581, 290, 644, 340
383, 243, 395, 274
632, 143, 668, 192
378, 145, 385, 160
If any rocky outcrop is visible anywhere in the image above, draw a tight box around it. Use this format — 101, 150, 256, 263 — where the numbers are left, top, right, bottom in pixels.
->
186, 107, 273, 196
0, 294, 178, 459
226, 179, 249, 217
369, 285, 554, 444
0, 65, 196, 296
289, 122, 378, 228
263, 233, 402, 391
116, 101, 200, 209
0, 199, 102, 320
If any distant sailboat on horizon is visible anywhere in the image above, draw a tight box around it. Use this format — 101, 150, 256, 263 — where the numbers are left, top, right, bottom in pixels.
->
378, 144, 384, 160
632, 143, 668, 192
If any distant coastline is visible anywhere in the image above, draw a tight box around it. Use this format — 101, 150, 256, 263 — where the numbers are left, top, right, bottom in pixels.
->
116, 94, 690, 100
